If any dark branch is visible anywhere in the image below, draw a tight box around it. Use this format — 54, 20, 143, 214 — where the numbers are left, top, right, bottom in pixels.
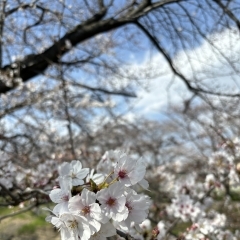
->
116, 229, 136, 240
212, 0, 240, 31
71, 82, 137, 98
0, 0, 185, 95
0, 13, 128, 94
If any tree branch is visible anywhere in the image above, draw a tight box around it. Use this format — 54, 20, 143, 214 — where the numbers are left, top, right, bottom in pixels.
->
116, 229, 136, 240
0, 14, 128, 94
0, 0, 186, 95
0, 204, 36, 222
212, 0, 240, 31
71, 81, 137, 98
0, 0, 6, 68
134, 20, 240, 98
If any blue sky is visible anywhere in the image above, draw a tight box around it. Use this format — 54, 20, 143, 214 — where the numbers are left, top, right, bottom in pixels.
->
123, 26, 240, 122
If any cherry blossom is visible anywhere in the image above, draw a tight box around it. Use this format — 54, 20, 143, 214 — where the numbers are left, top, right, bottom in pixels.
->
139, 219, 151, 231
96, 182, 128, 223
0, 158, 16, 189
46, 205, 91, 240
46, 154, 151, 240
58, 160, 89, 187
116, 189, 151, 231
86, 169, 105, 185
185, 228, 206, 240
44, 143, 240, 240
96, 150, 122, 175
90, 222, 116, 240
166, 194, 204, 222
61, 213, 91, 240
49, 176, 71, 215
68, 189, 102, 234
114, 155, 147, 187
156, 221, 166, 240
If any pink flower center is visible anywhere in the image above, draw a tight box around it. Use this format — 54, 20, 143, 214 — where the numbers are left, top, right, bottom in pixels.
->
61, 195, 69, 201
82, 206, 91, 215
106, 197, 116, 206
125, 202, 133, 212
118, 170, 127, 179
71, 172, 77, 178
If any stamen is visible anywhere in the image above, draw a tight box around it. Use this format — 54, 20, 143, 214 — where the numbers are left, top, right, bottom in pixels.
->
82, 206, 91, 215
68, 219, 77, 229
71, 172, 77, 178
118, 170, 127, 179
106, 197, 116, 206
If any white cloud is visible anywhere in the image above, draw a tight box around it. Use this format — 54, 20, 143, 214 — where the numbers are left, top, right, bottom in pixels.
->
131, 27, 240, 119
132, 54, 189, 118
174, 28, 240, 93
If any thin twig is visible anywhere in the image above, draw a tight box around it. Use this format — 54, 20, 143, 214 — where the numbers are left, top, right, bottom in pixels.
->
0, 204, 36, 222
116, 229, 136, 240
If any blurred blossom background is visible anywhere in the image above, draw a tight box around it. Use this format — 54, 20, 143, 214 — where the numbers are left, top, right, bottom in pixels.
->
2, 0, 240, 239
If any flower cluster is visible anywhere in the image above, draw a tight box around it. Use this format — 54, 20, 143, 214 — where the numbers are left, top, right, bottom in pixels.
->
208, 151, 239, 184
139, 138, 240, 239
184, 213, 237, 240
0, 156, 16, 189
45, 150, 151, 240
166, 194, 204, 222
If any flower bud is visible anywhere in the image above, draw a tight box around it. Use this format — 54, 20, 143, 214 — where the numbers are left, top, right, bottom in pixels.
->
152, 226, 159, 238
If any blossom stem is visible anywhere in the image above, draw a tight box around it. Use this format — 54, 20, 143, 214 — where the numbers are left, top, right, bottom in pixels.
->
108, 177, 118, 186
97, 171, 114, 190
103, 171, 114, 183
